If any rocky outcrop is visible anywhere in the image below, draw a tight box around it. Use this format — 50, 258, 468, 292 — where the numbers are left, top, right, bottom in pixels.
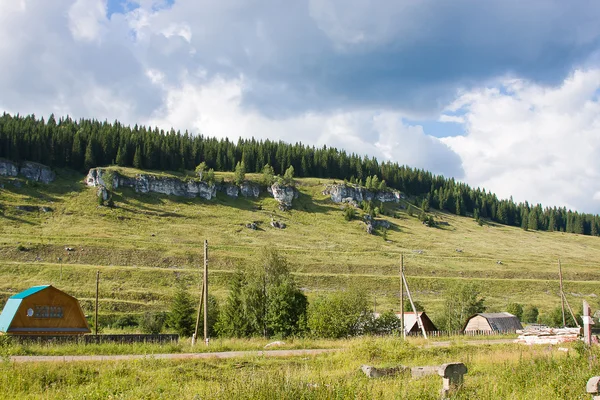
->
221, 184, 239, 198
0, 160, 18, 177
0, 160, 55, 183
364, 215, 391, 234
268, 183, 298, 210
240, 181, 260, 198
86, 168, 217, 200
325, 184, 403, 204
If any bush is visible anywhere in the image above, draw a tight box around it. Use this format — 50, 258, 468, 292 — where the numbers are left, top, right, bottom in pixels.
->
522, 305, 539, 323
506, 303, 524, 320
370, 310, 401, 335
343, 205, 356, 221
113, 314, 139, 329
308, 289, 372, 338
139, 312, 167, 334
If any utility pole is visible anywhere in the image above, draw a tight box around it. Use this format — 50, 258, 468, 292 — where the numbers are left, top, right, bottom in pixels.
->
402, 272, 427, 339
95, 270, 99, 336
400, 254, 405, 339
203, 240, 209, 346
558, 259, 566, 327
192, 278, 204, 346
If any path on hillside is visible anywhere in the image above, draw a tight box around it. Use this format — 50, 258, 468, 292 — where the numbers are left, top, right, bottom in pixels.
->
10, 338, 516, 363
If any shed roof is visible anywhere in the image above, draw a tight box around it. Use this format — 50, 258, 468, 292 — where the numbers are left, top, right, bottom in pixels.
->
9, 285, 50, 299
467, 312, 523, 332
0, 285, 51, 332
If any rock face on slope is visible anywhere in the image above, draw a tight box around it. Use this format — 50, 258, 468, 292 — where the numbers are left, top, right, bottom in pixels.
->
268, 183, 298, 210
325, 184, 403, 204
0, 159, 56, 183
86, 168, 217, 200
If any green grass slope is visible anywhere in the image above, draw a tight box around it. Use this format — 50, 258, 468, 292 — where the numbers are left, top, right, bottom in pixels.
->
1, 167, 599, 324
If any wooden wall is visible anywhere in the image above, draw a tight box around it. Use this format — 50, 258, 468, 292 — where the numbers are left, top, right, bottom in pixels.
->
8, 287, 90, 335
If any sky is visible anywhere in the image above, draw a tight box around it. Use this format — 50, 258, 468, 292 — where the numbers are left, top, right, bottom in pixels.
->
2, 0, 600, 212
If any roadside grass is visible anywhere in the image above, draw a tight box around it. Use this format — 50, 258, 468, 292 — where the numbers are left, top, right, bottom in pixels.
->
2, 168, 600, 324
0, 338, 597, 399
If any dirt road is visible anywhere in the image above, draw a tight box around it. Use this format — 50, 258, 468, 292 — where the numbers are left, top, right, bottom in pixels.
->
9, 338, 516, 363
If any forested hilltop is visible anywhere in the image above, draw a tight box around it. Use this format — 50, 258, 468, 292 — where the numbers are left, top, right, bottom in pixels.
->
1, 112, 598, 235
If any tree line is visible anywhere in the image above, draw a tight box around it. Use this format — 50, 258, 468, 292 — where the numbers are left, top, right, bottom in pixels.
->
1, 112, 599, 235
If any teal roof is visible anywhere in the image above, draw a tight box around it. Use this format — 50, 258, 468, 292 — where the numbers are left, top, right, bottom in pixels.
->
0, 286, 50, 332
0, 299, 23, 332
9, 285, 50, 299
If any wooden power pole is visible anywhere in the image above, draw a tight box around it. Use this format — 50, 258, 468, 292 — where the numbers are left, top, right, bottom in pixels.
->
203, 240, 209, 346
400, 254, 405, 339
558, 259, 566, 327
95, 270, 99, 336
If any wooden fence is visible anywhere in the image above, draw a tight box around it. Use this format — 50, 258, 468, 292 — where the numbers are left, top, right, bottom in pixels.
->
9, 334, 179, 345
407, 330, 516, 338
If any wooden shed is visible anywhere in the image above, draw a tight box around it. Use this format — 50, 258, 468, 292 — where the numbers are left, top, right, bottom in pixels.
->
0, 285, 90, 335
396, 312, 438, 335
463, 312, 523, 333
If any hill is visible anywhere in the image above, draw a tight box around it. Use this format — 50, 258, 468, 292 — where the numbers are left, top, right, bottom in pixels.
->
1, 166, 599, 326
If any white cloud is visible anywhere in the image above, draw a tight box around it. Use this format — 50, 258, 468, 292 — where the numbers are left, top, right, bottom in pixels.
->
442, 69, 600, 212
68, 0, 108, 42
147, 74, 463, 177
439, 115, 465, 123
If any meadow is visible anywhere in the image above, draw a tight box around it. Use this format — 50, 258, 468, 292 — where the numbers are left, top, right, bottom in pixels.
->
1, 167, 600, 326
1, 337, 598, 399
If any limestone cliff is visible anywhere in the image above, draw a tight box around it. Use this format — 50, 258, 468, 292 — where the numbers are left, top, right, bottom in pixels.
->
325, 184, 403, 204
0, 159, 56, 183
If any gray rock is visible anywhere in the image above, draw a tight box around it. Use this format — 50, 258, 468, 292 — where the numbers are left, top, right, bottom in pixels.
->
19, 161, 56, 183
223, 184, 239, 198
327, 184, 402, 204
97, 186, 109, 201
86, 168, 217, 200
40, 206, 53, 213
245, 222, 257, 230
269, 183, 297, 209
270, 220, 286, 229
0, 160, 18, 177
15, 205, 38, 212
240, 181, 260, 197
13, 181, 22, 188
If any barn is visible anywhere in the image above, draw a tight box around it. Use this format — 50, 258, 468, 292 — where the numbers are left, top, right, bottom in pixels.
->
398, 312, 438, 335
0, 285, 90, 335
463, 312, 523, 333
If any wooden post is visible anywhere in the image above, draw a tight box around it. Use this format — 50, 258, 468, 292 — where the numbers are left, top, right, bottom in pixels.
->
400, 254, 405, 339
203, 240, 209, 346
559, 259, 566, 327
192, 280, 204, 346
402, 272, 427, 339
583, 300, 593, 345
95, 270, 99, 336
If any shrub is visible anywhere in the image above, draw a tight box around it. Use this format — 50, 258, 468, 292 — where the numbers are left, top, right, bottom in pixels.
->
506, 303, 524, 320
343, 205, 356, 221
307, 289, 372, 338
522, 305, 539, 323
139, 312, 167, 335
113, 314, 139, 329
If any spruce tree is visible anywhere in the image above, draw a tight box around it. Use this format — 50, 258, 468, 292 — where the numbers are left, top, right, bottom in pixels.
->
167, 282, 195, 337
234, 161, 246, 185
83, 138, 96, 171
133, 145, 143, 169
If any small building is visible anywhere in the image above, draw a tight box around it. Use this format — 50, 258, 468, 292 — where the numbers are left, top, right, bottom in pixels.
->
463, 312, 523, 333
0, 285, 90, 335
397, 311, 438, 334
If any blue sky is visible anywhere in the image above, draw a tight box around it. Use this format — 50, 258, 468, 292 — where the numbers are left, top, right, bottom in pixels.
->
2, 0, 600, 212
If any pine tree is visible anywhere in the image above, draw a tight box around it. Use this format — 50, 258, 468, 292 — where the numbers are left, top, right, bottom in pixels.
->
167, 282, 195, 337
115, 144, 127, 167
234, 161, 246, 185
83, 138, 96, 171
133, 145, 143, 169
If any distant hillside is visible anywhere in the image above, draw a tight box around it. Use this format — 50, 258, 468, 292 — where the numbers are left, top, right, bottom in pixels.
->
1, 167, 599, 326
1, 112, 599, 237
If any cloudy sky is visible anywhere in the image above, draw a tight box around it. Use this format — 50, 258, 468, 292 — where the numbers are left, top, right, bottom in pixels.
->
2, 0, 600, 212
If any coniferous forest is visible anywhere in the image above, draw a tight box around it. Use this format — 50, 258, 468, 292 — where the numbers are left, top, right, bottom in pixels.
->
1, 112, 599, 236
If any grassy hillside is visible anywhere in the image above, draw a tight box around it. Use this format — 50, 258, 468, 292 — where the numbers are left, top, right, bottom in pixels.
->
1, 167, 599, 324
